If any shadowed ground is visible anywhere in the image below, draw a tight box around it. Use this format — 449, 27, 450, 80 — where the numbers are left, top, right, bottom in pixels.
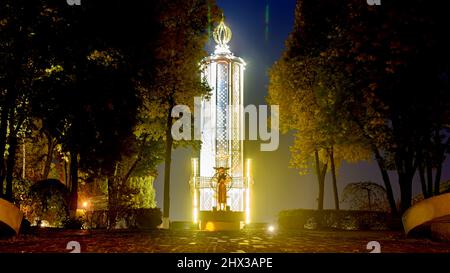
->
1, 229, 450, 253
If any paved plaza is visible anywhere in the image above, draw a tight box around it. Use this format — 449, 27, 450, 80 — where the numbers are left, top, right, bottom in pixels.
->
1, 229, 449, 253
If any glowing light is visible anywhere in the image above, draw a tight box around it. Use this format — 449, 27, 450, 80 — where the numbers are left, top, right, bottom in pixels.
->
213, 17, 232, 54
268, 225, 275, 233
192, 158, 198, 177
205, 221, 215, 231
193, 208, 198, 224
82, 201, 88, 208
245, 189, 250, 224
245, 159, 251, 224
192, 158, 199, 224
193, 190, 198, 224
40, 220, 50, 228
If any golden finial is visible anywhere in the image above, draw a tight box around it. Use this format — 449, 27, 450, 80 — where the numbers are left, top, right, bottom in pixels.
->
213, 15, 232, 48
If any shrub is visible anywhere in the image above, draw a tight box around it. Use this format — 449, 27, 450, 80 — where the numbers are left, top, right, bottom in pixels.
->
133, 208, 162, 229
20, 179, 70, 227
63, 217, 85, 230
278, 209, 395, 231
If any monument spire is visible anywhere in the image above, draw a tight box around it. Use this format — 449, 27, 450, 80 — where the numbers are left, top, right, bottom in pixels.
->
213, 16, 232, 54
190, 13, 251, 230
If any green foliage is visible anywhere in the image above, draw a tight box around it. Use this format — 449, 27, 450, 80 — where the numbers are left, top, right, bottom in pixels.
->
268, 2, 371, 176
12, 178, 33, 204
270, 0, 449, 213
268, 0, 371, 209
1, 1, 217, 219
24, 189, 69, 227
128, 176, 157, 209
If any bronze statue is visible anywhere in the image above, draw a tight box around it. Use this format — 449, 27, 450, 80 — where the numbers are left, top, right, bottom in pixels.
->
215, 167, 230, 211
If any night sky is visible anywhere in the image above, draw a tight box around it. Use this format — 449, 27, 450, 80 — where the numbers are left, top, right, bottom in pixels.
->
153, 0, 450, 223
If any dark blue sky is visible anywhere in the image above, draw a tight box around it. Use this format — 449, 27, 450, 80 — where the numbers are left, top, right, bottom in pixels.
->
153, 0, 450, 223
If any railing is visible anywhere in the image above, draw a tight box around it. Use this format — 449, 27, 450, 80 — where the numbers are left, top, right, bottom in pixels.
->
190, 176, 247, 189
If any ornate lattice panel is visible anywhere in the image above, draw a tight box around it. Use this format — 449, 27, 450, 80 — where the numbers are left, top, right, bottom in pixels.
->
216, 62, 229, 167
231, 63, 241, 177
197, 54, 246, 213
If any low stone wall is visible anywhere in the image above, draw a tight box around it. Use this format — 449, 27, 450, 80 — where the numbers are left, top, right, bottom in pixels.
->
279, 209, 400, 231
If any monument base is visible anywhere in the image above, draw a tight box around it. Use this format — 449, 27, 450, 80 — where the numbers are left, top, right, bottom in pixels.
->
199, 211, 245, 231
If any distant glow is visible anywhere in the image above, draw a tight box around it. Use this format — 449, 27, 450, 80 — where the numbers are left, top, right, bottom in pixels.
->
82, 201, 89, 209
193, 190, 198, 224
205, 221, 215, 231
245, 189, 250, 224
245, 159, 251, 224
192, 158, 199, 223
40, 220, 50, 228
193, 158, 198, 177
268, 225, 275, 233
246, 159, 251, 178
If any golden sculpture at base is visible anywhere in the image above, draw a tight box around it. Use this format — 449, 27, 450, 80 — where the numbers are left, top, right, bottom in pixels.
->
214, 167, 231, 211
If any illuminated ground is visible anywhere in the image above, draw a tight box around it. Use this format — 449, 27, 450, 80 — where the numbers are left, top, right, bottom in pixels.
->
1, 229, 450, 253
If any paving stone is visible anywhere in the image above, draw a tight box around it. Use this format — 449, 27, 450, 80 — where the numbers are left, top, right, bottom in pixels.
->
1, 229, 450, 253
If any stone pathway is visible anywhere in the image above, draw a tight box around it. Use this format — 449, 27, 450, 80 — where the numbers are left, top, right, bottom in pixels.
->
0, 229, 449, 253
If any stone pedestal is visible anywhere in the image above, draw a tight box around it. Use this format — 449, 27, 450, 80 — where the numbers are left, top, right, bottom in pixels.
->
199, 211, 244, 231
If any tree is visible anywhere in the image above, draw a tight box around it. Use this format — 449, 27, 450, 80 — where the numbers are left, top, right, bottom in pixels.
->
341, 182, 390, 212
337, 0, 449, 213
267, 1, 370, 210
272, 0, 449, 215
134, 0, 217, 226
62, 0, 215, 225
0, 0, 51, 201
25, 1, 141, 216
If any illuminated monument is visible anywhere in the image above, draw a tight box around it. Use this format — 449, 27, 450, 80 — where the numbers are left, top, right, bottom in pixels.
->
190, 18, 252, 230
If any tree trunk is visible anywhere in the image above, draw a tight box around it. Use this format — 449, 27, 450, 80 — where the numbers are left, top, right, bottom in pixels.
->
22, 141, 26, 179
0, 107, 9, 197
69, 147, 79, 217
434, 161, 442, 196
107, 176, 117, 229
426, 159, 433, 197
163, 97, 175, 227
372, 145, 398, 216
122, 145, 144, 185
433, 129, 444, 196
329, 147, 339, 210
399, 172, 413, 213
42, 134, 55, 180
418, 164, 428, 198
64, 160, 69, 187
5, 134, 18, 201
314, 149, 327, 210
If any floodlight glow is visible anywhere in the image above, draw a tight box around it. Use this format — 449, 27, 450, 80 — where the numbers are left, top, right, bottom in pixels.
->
192, 158, 199, 224
245, 159, 251, 224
